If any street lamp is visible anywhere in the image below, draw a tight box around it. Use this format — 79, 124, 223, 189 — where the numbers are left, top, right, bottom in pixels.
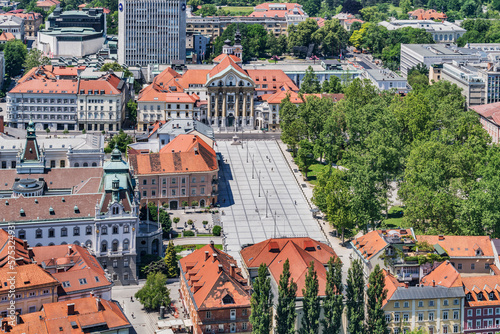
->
258, 171, 261, 197
265, 190, 269, 218
252, 154, 255, 179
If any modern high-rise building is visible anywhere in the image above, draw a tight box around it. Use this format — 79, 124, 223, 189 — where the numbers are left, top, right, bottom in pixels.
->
118, 0, 187, 66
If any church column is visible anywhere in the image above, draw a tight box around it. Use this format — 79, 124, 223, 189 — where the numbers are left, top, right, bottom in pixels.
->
222, 93, 226, 129
215, 94, 220, 128
235, 92, 240, 128
207, 95, 212, 125
250, 93, 254, 129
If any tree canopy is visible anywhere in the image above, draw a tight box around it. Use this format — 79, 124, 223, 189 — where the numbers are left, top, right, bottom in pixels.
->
4, 40, 27, 77
135, 272, 171, 311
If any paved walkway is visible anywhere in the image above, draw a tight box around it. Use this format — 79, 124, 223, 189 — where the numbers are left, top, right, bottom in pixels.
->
216, 140, 326, 262
165, 236, 223, 246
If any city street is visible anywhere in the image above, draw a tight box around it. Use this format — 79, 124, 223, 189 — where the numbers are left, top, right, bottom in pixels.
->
215, 140, 327, 262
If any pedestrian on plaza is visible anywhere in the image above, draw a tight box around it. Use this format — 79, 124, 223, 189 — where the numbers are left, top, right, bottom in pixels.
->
131, 312, 134, 318
294, 200, 297, 205
130, 296, 133, 302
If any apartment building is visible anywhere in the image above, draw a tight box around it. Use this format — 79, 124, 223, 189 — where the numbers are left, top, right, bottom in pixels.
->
3, 12, 43, 39
128, 134, 219, 209
462, 275, 500, 333
6, 66, 129, 131
363, 69, 410, 93
379, 20, 465, 44
384, 269, 464, 334
118, 0, 186, 66
179, 242, 252, 334
470, 102, 500, 144
0, 15, 24, 40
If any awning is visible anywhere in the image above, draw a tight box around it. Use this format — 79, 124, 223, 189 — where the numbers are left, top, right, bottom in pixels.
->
184, 319, 193, 327
171, 319, 184, 327
156, 329, 174, 334
157, 320, 172, 328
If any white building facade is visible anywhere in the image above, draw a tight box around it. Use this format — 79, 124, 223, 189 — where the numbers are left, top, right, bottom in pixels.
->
118, 0, 187, 66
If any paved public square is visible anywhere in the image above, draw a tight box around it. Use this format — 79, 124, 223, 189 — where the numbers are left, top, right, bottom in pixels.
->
216, 140, 327, 260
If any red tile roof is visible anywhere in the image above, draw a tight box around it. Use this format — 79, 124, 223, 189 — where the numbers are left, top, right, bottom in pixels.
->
180, 244, 251, 310
10, 78, 79, 94
213, 54, 242, 64
263, 84, 322, 104
471, 102, 500, 126
33, 244, 112, 295
383, 269, 405, 306
0, 263, 59, 293
79, 73, 124, 95
36, 0, 60, 7
462, 275, 500, 307
7, 297, 131, 334
408, 8, 447, 20
420, 261, 463, 288
240, 238, 338, 297
250, 3, 305, 17
246, 69, 298, 91
0, 31, 15, 41
209, 54, 248, 79
129, 134, 218, 175
352, 229, 414, 260
0, 229, 32, 267
416, 235, 494, 258
3, 12, 43, 20
311, 17, 325, 27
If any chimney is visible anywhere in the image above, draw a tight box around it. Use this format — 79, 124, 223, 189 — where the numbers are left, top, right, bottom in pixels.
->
67, 303, 75, 315
404, 282, 409, 288
1, 318, 11, 332
230, 263, 235, 277
16, 314, 22, 325
68, 245, 73, 255
432, 280, 436, 287
96, 297, 105, 311
438, 235, 444, 240
193, 136, 197, 142
210, 240, 214, 246
218, 264, 223, 273
205, 251, 210, 261
213, 253, 218, 263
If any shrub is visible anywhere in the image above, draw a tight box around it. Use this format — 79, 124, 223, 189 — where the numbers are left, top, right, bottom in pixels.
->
45, 128, 50, 133
212, 225, 222, 236
184, 230, 195, 237
162, 202, 169, 208
63, 129, 69, 134
191, 200, 199, 207
182, 201, 188, 207
202, 220, 209, 225
173, 217, 180, 224
187, 219, 194, 225
82, 129, 86, 134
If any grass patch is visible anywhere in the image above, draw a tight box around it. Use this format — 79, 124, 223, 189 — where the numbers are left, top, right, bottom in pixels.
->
388, 4, 403, 15
305, 162, 328, 186
381, 205, 407, 229
223, 6, 254, 14
174, 244, 223, 253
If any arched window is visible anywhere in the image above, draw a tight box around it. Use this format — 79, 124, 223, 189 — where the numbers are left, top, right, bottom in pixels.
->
101, 226, 107, 235
18, 230, 26, 239
92, 162, 97, 167
143, 179, 147, 185
35, 229, 42, 239
112, 226, 119, 234
123, 225, 129, 233
83, 162, 88, 167
112, 207, 119, 215
61, 227, 68, 237
85, 240, 92, 248
74, 163, 80, 167
101, 240, 107, 252
449, 34, 453, 41
112, 240, 119, 252
74, 241, 80, 246
73, 227, 80, 236
48, 242, 55, 246
86, 226, 92, 235
123, 239, 129, 251
35, 243, 42, 247
48, 228, 55, 238
61, 241, 67, 245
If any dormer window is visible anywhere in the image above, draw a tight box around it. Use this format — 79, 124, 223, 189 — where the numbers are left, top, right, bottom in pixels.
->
490, 292, 495, 300
478, 292, 483, 300
222, 294, 234, 305
467, 293, 471, 301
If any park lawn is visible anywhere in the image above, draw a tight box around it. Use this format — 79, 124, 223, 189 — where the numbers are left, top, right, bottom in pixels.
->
174, 244, 223, 253
223, 6, 254, 14
388, 4, 403, 15
306, 162, 328, 186
381, 205, 408, 229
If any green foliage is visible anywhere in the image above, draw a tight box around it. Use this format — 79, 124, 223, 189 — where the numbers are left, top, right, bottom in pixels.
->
276, 259, 297, 334
322, 257, 343, 334
23, 48, 50, 72
297, 139, 316, 179
105, 130, 134, 153
202, 220, 209, 225
194, 3, 217, 16
4, 40, 27, 77
187, 219, 194, 225
288, 18, 319, 50
182, 200, 189, 207
300, 66, 321, 94
164, 241, 179, 278
457, 19, 500, 46
366, 265, 389, 334
183, 230, 195, 237
322, 75, 344, 94
300, 261, 320, 334
212, 225, 222, 236
100, 62, 134, 78
173, 217, 181, 224
213, 23, 268, 62
250, 264, 273, 334
135, 272, 171, 311
107, 11, 118, 35
346, 259, 365, 334
191, 201, 199, 207
126, 100, 137, 124
140, 202, 172, 234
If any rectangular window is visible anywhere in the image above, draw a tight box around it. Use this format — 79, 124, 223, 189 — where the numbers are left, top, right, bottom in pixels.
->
394, 302, 400, 308
443, 326, 448, 334
192, 177, 196, 183
467, 309, 473, 317
78, 278, 87, 285
206, 311, 211, 319
182, 178, 186, 184
477, 309, 481, 316
443, 300, 449, 306
418, 301, 423, 307
429, 312, 434, 321
418, 313, 423, 321
218, 324, 224, 332
192, 188, 196, 195
476, 319, 481, 328
453, 325, 458, 333
403, 313, 409, 322
443, 311, 448, 320
385, 314, 391, 322
404, 301, 409, 308
471, 263, 475, 270
242, 323, 247, 330
394, 313, 400, 322
453, 299, 459, 305
172, 189, 176, 196
143, 190, 147, 197
429, 300, 435, 307
172, 178, 176, 184
201, 187, 205, 195
453, 311, 459, 319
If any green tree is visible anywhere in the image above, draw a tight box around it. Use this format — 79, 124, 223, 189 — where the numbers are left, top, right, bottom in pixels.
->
321, 75, 343, 93
300, 261, 320, 334
288, 18, 319, 49
322, 257, 343, 334
366, 265, 388, 334
100, 62, 134, 78
250, 264, 273, 334
135, 272, 171, 311
164, 241, 179, 278
346, 259, 365, 334
279, 95, 306, 155
4, 39, 27, 77
276, 259, 298, 334
300, 66, 321, 93
127, 100, 138, 124
105, 130, 134, 153
297, 139, 316, 179
23, 48, 50, 72
399, 0, 412, 14
311, 19, 348, 57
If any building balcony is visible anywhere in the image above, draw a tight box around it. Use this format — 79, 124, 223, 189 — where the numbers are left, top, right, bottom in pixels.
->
212, 179, 219, 185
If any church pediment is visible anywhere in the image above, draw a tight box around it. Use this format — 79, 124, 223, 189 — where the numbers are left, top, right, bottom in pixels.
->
206, 67, 254, 88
